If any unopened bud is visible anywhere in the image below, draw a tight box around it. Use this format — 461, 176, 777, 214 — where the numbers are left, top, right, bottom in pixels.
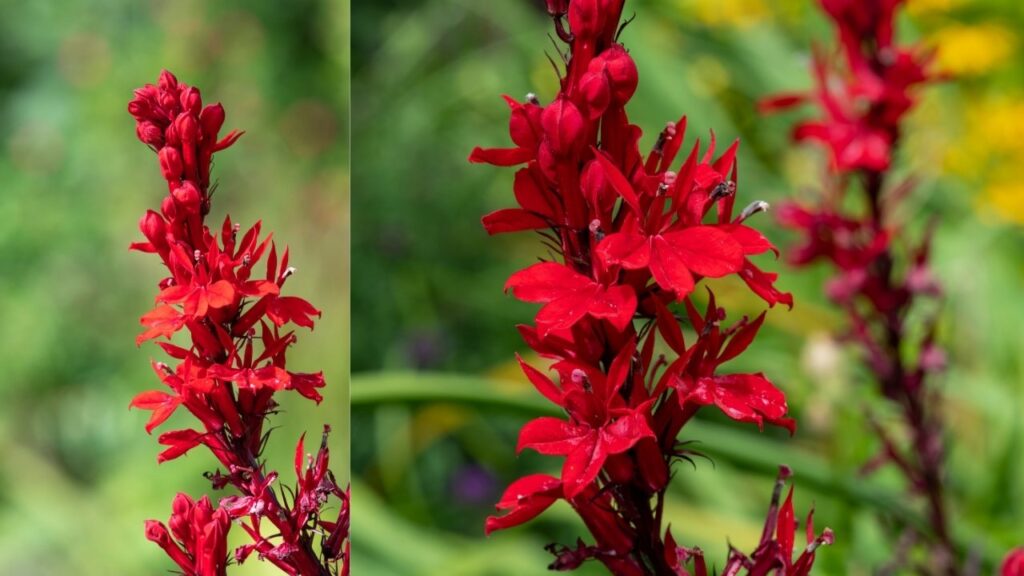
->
179, 86, 202, 115
158, 147, 183, 182
200, 103, 226, 140
136, 121, 164, 147
158, 70, 178, 92
174, 113, 199, 144
172, 181, 202, 209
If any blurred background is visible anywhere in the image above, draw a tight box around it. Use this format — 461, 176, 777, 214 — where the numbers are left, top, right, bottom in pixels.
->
351, 0, 1024, 574
0, 0, 349, 574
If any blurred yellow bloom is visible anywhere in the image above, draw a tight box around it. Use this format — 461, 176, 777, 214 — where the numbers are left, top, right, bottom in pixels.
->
907, 0, 966, 16
979, 177, 1024, 226
929, 23, 1016, 76
945, 98, 1024, 179
678, 0, 769, 28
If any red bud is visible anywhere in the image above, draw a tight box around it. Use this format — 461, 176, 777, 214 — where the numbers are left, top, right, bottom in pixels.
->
174, 113, 199, 144
601, 45, 638, 104
158, 147, 183, 182
140, 210, 168, 251
541, 98, 584, 156
199, 104, 226, 141
180, 86, 202, 115
158, 70, 178, 91
579, 70, 610, 119
136, 122, 164, 147
172, 181, 202, 209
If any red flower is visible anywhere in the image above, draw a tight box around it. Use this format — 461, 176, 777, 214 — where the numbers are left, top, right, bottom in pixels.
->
1004, 548, 1024, 576
129, 71, 345, 575
471, 2, 821, 572
485, 474, 563, 535
505, 262, 636, 337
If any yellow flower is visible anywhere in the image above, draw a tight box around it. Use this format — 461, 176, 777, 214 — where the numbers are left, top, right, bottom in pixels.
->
928, 23, 1016, 76
907, 0, 966, 16
979, 176, 1024, 226
678, 0, 770, 28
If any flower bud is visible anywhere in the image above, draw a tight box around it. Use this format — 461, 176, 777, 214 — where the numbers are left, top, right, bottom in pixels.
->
180, 86, 202, 115
169, 493, 194, 543
136, 121, 164, 147
159, 90, 179, 111
140, 210, 169, 251
508, 100, 540, 150
158, 69, 178, 92
128, 97, 151, 120
172, 181, 202, 209
581, 158, 613, 213
174, 113, 199, 144
579, 70, 610, 119
568, 0, 602, 39
541, 98, 584, 156
160, 195, 177, 220
164, 123, 181, 147
199, 103, 226, 141
192, 496, 214, 528
144, 520, 171, 546
601, 45, 638, 104
158, 147, 184, 182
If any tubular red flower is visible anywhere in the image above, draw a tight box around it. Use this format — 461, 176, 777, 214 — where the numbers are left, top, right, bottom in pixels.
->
474, 2, 828, 573
764, 1, 954, 573
128, 71, 347, 576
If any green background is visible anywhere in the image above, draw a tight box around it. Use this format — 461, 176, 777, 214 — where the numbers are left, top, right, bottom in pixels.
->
351, 0, 1024, 575
0, 0, 349, 574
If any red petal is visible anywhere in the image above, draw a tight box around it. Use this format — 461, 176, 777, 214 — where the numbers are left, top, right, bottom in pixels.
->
599, 410, 654, 455
778, 486, 796, 561
759, 92, 807, 113
137, 305, 186, 345
595, 232, 651, 270
513, 168, 556, 218
517, 417, 591, 456
726, 224, 775, 256
130, 390, 181, 434
591, 147, 641, 215
649, 236, 695, 298
481, 208, 549, 235
205, 280, 235, 309
739, 260, 794, 309
504, 262, 589, 303
468, 146, 534, 166
267, 296, 322, 329
156, 429, 203, 463
587, 284, 637, 331
658, 226, 744, 278
561, 434, 601, 498
535, 288, 599, 335
718, 312, 766, 364
485, 474, 561, 535
517, 355, 563, 406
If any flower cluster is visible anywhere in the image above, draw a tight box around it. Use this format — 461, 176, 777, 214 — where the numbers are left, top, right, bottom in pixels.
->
128, 71, 348, 576
762, 1, 962, 573
472, 1, 829, 573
